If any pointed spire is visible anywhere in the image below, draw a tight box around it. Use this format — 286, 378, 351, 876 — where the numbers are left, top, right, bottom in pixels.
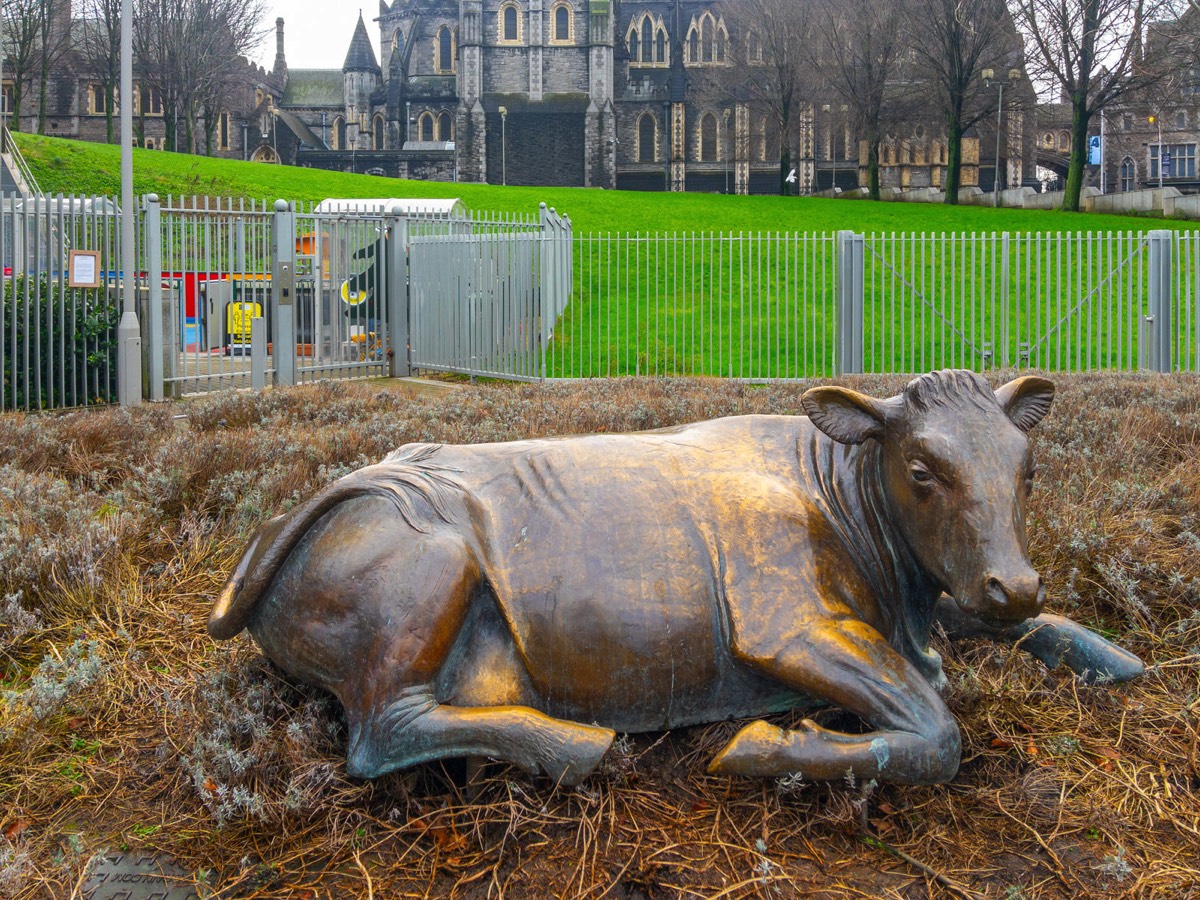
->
343, 12, 381, 73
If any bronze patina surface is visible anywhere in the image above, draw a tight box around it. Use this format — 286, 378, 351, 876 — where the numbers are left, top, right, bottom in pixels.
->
208, 370, 1142, 786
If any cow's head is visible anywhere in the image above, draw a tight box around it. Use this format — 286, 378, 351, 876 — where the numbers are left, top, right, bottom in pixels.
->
802, 371, 1054, 625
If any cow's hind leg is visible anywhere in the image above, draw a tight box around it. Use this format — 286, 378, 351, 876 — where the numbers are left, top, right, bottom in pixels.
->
346, 689, 615, 786
708, 618, 961, 785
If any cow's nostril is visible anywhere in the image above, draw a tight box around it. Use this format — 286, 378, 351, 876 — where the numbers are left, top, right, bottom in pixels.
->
984, 576, 1007, 606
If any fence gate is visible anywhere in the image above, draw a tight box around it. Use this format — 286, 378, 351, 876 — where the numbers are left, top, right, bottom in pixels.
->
408, 206, 571, 381
146, 196, 275, 398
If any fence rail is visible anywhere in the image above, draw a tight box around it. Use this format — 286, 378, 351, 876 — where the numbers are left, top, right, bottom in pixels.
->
3, 191, 1200, 413
545, 228, 1198, 380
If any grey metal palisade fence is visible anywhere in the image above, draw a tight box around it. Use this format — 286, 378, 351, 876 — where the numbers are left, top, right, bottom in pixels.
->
3, 195, 1199, 412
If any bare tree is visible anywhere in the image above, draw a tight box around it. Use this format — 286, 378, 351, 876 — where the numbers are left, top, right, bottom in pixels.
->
1009, 0, 1190, 210
811, 0, 914, 200
78, 0, 121, 142
35, 0, 72, 133
2, 0, 44, 129
136, 0, 267, 152
910, 0, 1020, 203
724, 0, 817, 195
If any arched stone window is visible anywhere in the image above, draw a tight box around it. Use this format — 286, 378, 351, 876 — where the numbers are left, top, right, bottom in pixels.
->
420, 112, 434, 142
438, 111, 453, 141
686, 12, 728, 65
700, 113, 717, 161
218, 111, 231, 150
499, 2, 522, 43
638, 112, 656, 162
551, 1, 573, 44
373, 115, 385, 149
747, 32, 763, 65
437, 26, 455, 73
625, 13, 668, 66
145, 138, 155, 150
333, 116, 346, 150
1120, 156, 1135, 192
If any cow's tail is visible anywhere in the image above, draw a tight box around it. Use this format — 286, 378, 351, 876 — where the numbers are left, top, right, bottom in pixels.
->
207, 444, 461, 640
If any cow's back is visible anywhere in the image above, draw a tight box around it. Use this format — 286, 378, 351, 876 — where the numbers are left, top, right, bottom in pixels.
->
426, 416, 824, 729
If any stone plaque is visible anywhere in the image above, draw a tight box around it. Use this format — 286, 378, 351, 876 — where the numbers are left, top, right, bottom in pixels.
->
81, 852, 199, 900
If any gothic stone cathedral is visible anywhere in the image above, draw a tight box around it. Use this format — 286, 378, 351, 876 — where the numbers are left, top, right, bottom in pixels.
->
271, 0, 963, 193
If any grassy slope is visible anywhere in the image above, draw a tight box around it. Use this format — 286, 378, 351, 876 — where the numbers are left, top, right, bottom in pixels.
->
16, 132, 1200, 234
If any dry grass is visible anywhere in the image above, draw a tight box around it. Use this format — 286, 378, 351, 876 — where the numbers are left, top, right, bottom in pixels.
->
1, 373, 1198, 899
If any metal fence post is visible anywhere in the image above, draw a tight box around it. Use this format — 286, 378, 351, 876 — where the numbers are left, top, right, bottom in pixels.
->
1000, 232, 1011, 370
385, 205, 411, 378
142, 194, 166, 401
836, 230, 865, 375
272, 199, 296, 386
1145, 229, 1174, 373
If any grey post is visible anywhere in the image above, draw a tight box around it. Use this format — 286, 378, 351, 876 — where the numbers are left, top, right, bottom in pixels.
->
251, 317, 266, 390
1145, 230, 1174, 374
836, 230, 865, 375
1142, 230, 1171, 374
385, 203, 411, 378
272, 199, 297, 386
143, 194, 165, 401
116, 0, 140, 406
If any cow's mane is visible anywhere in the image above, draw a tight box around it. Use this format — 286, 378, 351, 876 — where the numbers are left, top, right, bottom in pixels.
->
902, 369, 997, 416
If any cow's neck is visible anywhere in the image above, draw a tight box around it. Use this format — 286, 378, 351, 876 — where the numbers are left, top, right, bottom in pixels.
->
808, 433, 943, 681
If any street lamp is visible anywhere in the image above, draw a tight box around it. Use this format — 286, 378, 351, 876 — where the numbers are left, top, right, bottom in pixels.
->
723, 108, 731, 194
1149, 114, 1163, 190
982, 67, 1021, 207
498, 105, 507, 185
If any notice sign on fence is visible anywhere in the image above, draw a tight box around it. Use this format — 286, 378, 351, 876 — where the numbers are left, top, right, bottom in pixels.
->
68, 250, 101, 288
226, 301, 261, 351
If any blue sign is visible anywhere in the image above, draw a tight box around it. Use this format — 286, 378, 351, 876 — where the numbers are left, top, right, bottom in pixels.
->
1162, 150, 1172, 177
1088, 135, 1102, 165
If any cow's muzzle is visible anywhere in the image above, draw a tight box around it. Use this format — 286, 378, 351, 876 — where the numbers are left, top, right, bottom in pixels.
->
973, 569, 1045, 624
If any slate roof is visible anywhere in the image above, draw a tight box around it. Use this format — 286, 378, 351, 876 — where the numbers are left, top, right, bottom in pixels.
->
343, 14, 380, 73
282, 70, 344, 107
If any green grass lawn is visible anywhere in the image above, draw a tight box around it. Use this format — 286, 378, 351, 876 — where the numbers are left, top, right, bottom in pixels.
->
15, 132, 1200, 235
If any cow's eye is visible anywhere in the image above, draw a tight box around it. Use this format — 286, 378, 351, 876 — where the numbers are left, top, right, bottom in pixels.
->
909, 462, 936, 485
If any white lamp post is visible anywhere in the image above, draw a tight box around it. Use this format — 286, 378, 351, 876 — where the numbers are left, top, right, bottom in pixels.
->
498, 105, 507, 185
723, 108, 731, 194
982, 67, 1021, 208
1149, 114, 1163, 190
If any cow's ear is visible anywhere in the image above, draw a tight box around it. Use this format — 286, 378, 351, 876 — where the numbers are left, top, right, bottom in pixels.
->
802, 386, 888, 444
995, 376, 1055, 432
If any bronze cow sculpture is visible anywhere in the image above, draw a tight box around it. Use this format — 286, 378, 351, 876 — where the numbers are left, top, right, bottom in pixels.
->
208, 371, 1142, 786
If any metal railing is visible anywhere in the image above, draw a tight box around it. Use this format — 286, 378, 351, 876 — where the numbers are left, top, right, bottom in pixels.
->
548, 231, 838, 379
1, 194, 123, 411
2, 128, 41, 195
5, 191, 1198, 411
544, 228, 1196, 380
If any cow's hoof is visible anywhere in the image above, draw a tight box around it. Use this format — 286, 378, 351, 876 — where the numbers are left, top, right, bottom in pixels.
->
540, 723, 615, 786
707, 720, 788, 777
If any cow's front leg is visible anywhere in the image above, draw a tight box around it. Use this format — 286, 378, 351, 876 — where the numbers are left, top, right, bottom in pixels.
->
934, 596, 1143, 684
708, 618, 961, 785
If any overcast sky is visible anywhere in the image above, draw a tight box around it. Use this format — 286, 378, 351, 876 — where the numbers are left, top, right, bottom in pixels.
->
260, 2, 382, 72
